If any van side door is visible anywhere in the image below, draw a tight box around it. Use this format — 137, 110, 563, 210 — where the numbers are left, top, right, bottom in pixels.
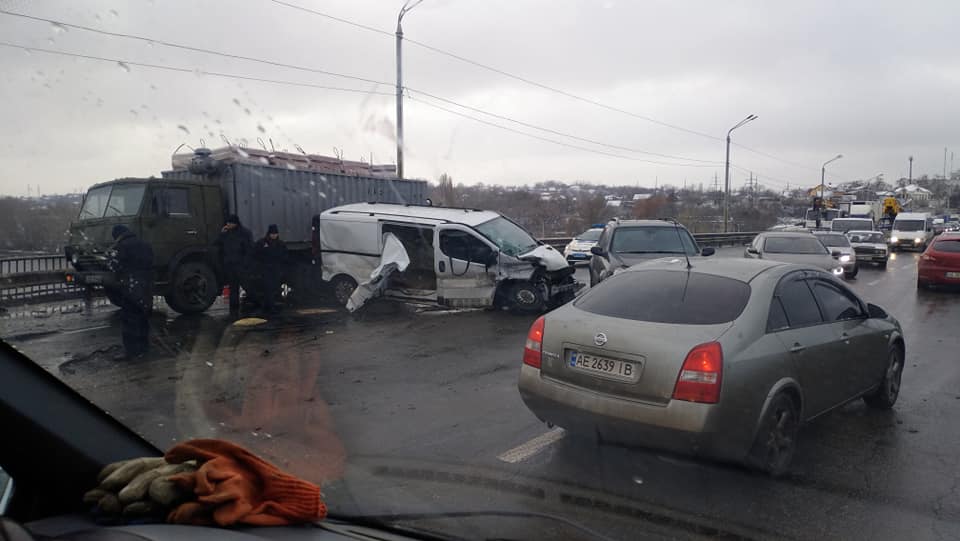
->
435, 225, 498, 307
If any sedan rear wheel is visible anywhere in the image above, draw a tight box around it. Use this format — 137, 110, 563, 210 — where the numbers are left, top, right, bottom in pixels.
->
863, 348, 903, 410
747, 393, 799, 477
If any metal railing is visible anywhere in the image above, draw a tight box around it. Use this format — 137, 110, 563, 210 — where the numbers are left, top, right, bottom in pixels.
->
0, 254, 85, 305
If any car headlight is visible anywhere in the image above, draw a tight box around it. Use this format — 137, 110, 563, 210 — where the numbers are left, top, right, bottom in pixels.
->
832, 267, 844, 275
71, 253, 78, 265
914, 237, 922, 244
890, 236, 899, 243
839, 255, 851, 263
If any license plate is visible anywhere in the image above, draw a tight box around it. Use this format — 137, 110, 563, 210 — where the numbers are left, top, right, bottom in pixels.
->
947, 272, 960, 279
568, 351, 641, 383
86, 274, 102, 284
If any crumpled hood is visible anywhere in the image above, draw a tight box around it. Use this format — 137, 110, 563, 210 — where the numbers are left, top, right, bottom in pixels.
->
519, 244, 570, 271
762, 252, 839, 271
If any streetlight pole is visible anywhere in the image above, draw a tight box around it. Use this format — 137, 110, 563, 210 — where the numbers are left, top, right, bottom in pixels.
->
818, 154, 843, 228
723, 114, 757, 232
908, 155, 913, 183
395, 0, 424, 179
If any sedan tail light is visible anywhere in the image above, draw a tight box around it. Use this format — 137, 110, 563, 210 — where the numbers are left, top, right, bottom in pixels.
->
523, 316, 545, 369
921, 253, 937, 262
672, 342, 723, 404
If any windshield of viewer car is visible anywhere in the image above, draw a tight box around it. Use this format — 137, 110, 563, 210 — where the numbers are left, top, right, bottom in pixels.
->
764, 236, 829, 254
474, 216, 539, 257
610, 227, 698, 254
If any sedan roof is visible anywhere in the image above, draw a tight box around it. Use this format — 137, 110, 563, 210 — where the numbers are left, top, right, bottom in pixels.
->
623, 255, 793, 283
758, 231, 814, 238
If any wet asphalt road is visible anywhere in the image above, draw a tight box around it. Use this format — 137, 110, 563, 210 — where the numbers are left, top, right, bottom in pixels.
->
3, 248, 960, 540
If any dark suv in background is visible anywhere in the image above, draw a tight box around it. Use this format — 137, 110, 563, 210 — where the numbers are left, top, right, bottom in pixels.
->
588, 219, 714, 286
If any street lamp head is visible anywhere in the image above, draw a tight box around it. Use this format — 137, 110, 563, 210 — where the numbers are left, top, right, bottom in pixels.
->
835, 154, 843, 159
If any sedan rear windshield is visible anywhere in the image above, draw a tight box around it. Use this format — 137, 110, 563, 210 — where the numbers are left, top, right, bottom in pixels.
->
574, 270, 751, 324
815, 234, 850, 247
610, 226, 699, 255
933, 239, 960, 253
764, 236, 829, 254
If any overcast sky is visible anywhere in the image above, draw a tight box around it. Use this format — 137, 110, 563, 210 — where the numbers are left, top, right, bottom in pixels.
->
1, 0, 958, 196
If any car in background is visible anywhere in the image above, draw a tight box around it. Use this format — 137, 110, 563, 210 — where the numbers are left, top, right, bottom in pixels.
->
744, 232, 845, 278
587, 219, 714, 286
917, 232, 960, 289
831, 217, 874, 234
563, 228, 603, 264
847, 230, 889, 268
813, 231, 858, 278
517, 257, 905, 476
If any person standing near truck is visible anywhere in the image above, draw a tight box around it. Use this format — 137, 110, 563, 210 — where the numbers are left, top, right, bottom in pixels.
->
109, 224, 154, 360
256, 224, 288, 314
214, 214, 252, 318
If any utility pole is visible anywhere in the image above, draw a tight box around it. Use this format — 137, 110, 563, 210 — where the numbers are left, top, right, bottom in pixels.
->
724, 115, 757, 232
712, 173, 720, 206
395, 0, 424, 179
908, 155, 913, 183
945, 147, 948, 181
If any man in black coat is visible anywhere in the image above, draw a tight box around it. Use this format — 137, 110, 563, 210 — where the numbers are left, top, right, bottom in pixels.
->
109, 225, 154, 359
255, 224, 288, 313
213, 214, 252, 317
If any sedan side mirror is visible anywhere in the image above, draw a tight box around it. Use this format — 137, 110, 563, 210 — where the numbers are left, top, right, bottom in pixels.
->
701, 247, 715, 256
590, 246, 605, 256
867, 303, 888, 319
831, 250, 842, 258
746, 247, 759, 255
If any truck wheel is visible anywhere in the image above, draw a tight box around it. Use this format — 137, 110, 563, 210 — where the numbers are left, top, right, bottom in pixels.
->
508, 280, 546, 313
164, 262, 217, 314
331, 275, 357, 306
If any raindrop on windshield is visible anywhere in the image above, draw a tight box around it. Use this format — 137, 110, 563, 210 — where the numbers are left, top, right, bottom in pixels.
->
285, 163, 297, 170
177, 125, 190, 135
244, 108, 251, 116
236, 148, 250, 158
109, 9, 119, 17
129, 109, 138, 116
116, 61, 131, 73
146, 40, 155, 47
46, 38, 55, 45
149, 85, 157, 91
232, 98, 241, 106
140, 104, 148, 110
50, 22, 68, 34
22, 48, 32, 56
257, 124, 266, 134
258, 157, 269, 165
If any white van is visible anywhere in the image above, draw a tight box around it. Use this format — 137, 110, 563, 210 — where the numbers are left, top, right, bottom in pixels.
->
889, 212, 933, 251
317, 203, 579, 312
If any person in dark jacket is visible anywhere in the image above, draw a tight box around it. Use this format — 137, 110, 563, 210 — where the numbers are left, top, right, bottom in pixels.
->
214, 214, 253, 317
255, 224, 288, 313
109, 225, 154, 359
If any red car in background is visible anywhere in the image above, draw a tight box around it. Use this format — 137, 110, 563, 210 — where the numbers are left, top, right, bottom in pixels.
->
917, 233, 960, 289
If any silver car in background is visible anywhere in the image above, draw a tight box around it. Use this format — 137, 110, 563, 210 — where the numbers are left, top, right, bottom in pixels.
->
847, 230, 889, 269
517, 257, 904, 475
813, 231, 858, 278
745, 231, 845, 278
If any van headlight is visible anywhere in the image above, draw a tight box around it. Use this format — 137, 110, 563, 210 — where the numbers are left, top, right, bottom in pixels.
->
890, 236, 899, 243
839, 255, 851, 263
832, 267, 844, 275
914, 237, 922, 244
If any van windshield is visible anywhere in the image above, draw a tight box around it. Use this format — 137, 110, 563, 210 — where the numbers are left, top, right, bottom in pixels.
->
895, 220, 925, 232
475, 216, 539, 257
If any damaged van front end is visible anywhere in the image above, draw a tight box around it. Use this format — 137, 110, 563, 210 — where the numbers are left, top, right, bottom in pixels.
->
494, 244, 580, 312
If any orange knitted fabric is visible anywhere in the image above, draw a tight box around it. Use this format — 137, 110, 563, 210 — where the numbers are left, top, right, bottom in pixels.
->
164, 439, 326, 526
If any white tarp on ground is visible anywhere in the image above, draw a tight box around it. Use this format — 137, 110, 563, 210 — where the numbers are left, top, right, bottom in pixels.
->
346, 233, 410, 312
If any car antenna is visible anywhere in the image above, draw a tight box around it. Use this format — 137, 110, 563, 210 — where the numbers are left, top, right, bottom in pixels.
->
669, 217, 693, 270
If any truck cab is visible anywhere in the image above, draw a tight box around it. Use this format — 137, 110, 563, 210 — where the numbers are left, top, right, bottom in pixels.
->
65, 178, 223, 313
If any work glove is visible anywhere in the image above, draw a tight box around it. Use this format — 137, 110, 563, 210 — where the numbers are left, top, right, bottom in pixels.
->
83, 457, 198, 518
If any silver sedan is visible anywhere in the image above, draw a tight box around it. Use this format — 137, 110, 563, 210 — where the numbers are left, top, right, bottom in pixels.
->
746, 231, 845, 278
517, 257, 904, 475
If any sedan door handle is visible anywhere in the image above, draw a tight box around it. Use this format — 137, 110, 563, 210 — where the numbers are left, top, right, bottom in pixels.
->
789, 343, 806, 353
185, 229, 198, 236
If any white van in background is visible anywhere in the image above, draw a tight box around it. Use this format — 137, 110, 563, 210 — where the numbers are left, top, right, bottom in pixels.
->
889, 212, 933, 251
317, 203, 580, 312
831, 217, 874, 234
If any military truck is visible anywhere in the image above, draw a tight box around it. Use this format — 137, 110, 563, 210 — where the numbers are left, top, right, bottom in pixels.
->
64, 147, 427, 314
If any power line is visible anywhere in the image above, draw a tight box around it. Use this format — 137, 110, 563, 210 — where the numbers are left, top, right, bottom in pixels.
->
1, 8, 722, 166
407, 94, 718, 168
0, 41, 395, 96
265, 0, 393, 38
0, 8, 393, 87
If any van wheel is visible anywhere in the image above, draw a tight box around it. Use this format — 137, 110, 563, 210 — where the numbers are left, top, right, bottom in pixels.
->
165, 262, 217, 314
331, 275, 357, 306
509, 281, 546, 313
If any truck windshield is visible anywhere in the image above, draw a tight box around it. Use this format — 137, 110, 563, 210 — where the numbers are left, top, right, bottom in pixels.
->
895, 220, 925, 232
78, 186, 112, 219
475, 216, 539, 257
79, 184, 146, 219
